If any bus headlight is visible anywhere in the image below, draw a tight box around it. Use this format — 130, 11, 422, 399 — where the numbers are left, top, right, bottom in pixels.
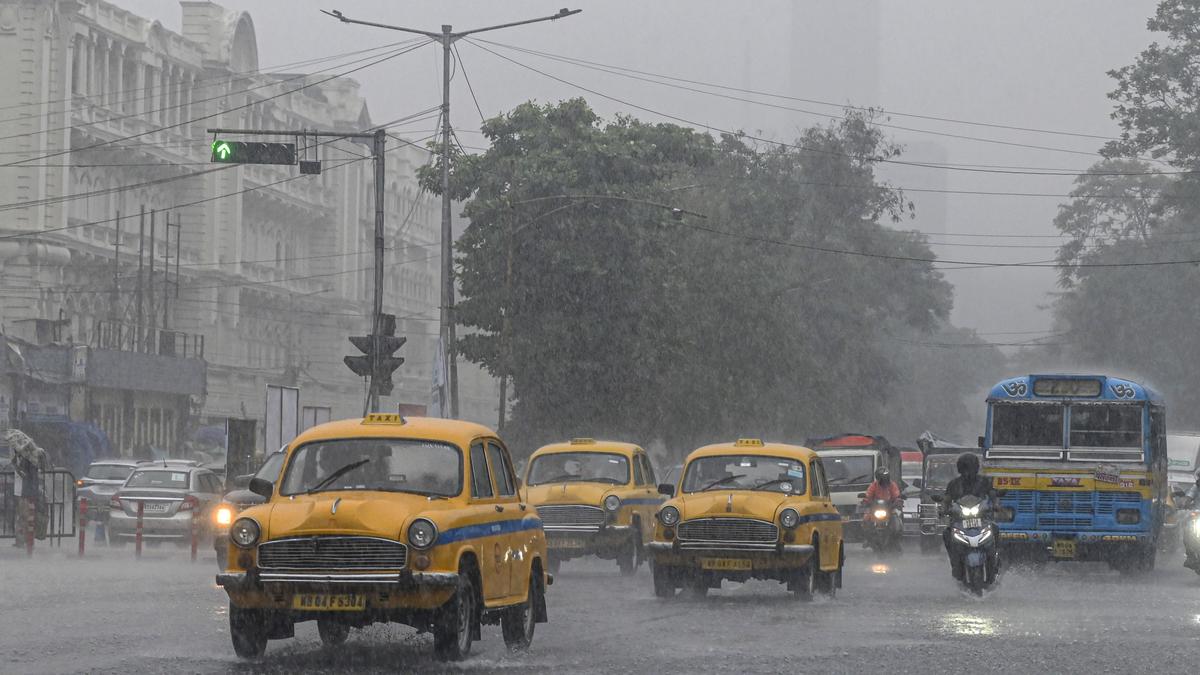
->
1116, 509, 1140, 525
230, 518, 260, 548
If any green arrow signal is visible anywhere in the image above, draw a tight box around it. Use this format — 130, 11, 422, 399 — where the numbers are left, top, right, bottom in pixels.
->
213, 141, 232, 160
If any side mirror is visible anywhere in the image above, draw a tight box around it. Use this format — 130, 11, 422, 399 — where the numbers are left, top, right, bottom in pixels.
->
913, 478, 923, 490
231, 473, 253, 490
248, 477, 274, 499
657, 483, 675, 497
929, 494, 943, 503
856, 492, 867, 499
977, 436, 985, 449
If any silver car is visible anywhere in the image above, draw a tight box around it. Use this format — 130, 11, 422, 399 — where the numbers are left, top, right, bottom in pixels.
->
77, 460, 140, 523
107, 463, 224, 546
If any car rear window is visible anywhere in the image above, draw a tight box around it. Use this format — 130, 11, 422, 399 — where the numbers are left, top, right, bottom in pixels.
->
126, 470, 189, 489
87, 464, 134, 481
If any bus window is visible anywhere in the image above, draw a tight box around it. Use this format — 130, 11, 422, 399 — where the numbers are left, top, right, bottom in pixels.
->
992, 403, 1063, 447
1069, 405, 1142, 448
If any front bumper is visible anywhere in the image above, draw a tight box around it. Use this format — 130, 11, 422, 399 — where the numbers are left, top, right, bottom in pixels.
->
108, 511, 196, 540
544, 525, 633, 556
217, 569, 459, 590
647, 541, 815, 570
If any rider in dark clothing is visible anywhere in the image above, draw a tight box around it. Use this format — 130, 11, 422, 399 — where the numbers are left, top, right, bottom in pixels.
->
941, 453, 995, 580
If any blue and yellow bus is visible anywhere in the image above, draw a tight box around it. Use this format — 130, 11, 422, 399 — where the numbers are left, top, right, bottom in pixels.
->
981, 374, 1166, 572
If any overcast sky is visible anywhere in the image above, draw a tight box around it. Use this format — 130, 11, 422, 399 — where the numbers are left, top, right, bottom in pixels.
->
127, 0, 1162, 340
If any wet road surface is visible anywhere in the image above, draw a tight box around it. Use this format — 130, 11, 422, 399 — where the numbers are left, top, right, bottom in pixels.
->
2, 543, 1199, 674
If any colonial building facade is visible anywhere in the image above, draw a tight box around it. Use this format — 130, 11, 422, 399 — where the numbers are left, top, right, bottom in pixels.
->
0, 0, 497, 456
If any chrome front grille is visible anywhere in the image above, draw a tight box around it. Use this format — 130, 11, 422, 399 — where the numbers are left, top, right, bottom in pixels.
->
536, 504, 605, 532
677, 518, 778, 548
258, 536, 408, 571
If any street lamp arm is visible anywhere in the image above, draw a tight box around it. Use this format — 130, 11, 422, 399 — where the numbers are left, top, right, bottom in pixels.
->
508, 193, 707, 220
319, 9, 442, 39
455, 9, 582, 38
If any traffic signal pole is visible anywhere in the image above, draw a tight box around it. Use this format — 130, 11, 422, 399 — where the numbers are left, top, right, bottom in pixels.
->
207, 126, 395, 414
322, 7, 581, 419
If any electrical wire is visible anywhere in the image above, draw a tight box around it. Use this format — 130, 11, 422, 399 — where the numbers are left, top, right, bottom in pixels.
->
453, 44, 488, 124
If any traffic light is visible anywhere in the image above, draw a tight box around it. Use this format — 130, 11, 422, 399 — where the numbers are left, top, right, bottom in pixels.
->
344, 313, 406, 396
210, 140, 297, 165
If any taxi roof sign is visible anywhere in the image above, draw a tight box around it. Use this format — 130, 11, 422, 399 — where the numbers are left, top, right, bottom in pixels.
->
363, 413, 405, 425
569, 438, 595, 445
734, 438, 764, 447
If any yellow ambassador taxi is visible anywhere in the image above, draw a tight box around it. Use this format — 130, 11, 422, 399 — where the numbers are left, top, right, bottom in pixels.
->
215, 414, 550, 662
648, 439, 844, 600
522, 439, 663, 575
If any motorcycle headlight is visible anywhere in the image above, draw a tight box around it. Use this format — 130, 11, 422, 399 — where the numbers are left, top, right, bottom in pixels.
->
659, 505, 680, 526
961, 505, 980, 517
229, 518, 260, 548
780, 508, 800, 529
951, 529, 970, 545
407, 518, 438, 550
873, 509, 888, 520
978, 527, 994, 543
215, 505, 234, 527
604, 495, 621, 512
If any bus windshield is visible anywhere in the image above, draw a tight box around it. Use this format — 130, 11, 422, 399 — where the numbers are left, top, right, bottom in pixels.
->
992, 403, 1063, 446
1069, 404, 1141, 448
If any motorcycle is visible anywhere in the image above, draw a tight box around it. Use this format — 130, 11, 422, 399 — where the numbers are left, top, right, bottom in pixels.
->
1178, 490, 1200, 574
933, 493, 1000, 595
858, 496, 902, 555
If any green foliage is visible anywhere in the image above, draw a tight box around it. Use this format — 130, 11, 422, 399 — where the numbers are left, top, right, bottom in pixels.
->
427, 99, 971, 457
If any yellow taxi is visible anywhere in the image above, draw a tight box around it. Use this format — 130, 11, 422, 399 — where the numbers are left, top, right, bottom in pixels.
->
215, 414, 550, 661
522, 439, 663, 575
648, 439, 844, 599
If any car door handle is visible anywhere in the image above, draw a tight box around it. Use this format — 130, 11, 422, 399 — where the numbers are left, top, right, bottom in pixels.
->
495, 505, 505, 512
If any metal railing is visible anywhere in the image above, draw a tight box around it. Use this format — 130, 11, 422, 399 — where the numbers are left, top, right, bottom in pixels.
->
0, 469, 77, 544
92, 320, 205, 359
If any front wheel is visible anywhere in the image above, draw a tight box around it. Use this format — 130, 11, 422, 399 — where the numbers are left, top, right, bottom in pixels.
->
502, 569, 541, 652
617, 534, 638, 576
433, 571, 476, 661
789, 551, 816, 601
229, 604, 268, 659
651, 561, 676, 599
317, 619, 349, 647
965, 564, 985, 595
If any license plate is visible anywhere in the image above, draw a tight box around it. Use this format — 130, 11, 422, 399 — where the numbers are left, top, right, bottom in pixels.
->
291, 594, 366, 611
961, 518, 982, 529
700, 557, 752, 571
141, 502, 170, 514
1053, 539, 1076, 559
552, 537, 587, 549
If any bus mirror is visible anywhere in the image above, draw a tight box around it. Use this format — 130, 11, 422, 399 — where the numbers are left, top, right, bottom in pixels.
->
977, 436, 985, 449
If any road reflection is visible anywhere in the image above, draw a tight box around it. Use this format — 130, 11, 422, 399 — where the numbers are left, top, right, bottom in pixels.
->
939, 612, 998, 637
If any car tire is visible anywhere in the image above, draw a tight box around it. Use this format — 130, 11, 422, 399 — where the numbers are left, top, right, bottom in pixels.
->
617, 534, 637, 576
317, 619, 350, 647
791, 548, 816, 601
501, 569, 540, 652
229, 604, 268, 659
433, 569, 476, 661
651, 560, 676, 599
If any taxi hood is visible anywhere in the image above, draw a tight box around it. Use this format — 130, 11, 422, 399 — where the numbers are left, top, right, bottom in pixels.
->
256, 491, 443, 540
524, 481, 616, 506
677, 490, 793, 522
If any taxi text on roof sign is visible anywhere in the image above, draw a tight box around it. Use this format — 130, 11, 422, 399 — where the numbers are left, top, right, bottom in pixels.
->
362, 413, 405, 425
734, 438, 764, 447
569, 438, 595, 445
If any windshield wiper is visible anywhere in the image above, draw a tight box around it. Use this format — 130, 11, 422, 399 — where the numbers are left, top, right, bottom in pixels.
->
698, 474, 747, 491
751, 478, 793, 491
830, 473, 871, 485
304, 459, 370, 495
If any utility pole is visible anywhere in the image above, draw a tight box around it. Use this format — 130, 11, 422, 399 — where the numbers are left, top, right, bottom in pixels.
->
111, 208, 121, 321
323, 7, 581, 420
207, 126, 400, 414
148, 209, 156, 340
135, 206, 145, 352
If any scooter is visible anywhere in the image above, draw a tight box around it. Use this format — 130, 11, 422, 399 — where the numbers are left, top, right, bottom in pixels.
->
933, 493, 999, 595
858, 497, 902, 555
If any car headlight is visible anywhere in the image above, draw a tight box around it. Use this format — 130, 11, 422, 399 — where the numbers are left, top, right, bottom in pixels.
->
659, 505, 680, 526
780, 508, 800, 529
229, 518, 260, 548
215, 505, 234, 527
604, 495, 621, 512
407, 518, 438, 550
873, 509, 888, 520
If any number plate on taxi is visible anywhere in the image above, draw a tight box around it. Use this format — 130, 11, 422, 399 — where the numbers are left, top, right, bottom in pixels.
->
1053, 539, 1076, 559
700, 558, 752, 571
291, 593, 366, 611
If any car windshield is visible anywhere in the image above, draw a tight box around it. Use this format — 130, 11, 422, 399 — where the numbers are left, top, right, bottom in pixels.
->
255, 452, 286, 482
681, 454, 807, 495
925, 456, 962, 490
526, 452, 630, 486
87, 464, 134, 481
126, 470, 189, 489
279, 438, 462, 497
820, 454, 875, 489
992, 403, 1063, 446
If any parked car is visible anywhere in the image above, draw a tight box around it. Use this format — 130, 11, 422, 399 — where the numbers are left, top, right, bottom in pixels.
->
76, 460, 140, 525
107, 463, 224, 547
213, 450, 285, 569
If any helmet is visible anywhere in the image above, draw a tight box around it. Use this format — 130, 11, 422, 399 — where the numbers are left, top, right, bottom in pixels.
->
875, 467, 890, 483
956, 453, 980, 476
